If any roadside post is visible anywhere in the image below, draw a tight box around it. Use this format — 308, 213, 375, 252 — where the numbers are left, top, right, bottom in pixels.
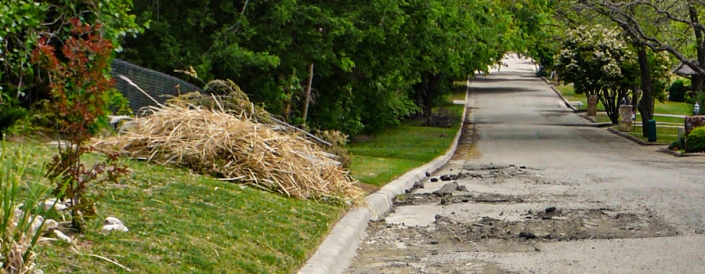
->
647, 120, 657, 142
619, 105, 632, 132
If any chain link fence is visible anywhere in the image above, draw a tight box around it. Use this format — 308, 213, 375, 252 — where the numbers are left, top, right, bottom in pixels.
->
110, 59, 203, 113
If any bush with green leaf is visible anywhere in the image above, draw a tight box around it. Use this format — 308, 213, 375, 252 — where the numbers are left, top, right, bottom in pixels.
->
668, 137, 685, 151
687, 127, 705, 153
668, 79, 687, 102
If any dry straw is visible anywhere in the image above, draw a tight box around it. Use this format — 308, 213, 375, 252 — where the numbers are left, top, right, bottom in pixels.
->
94, 102, 363, 205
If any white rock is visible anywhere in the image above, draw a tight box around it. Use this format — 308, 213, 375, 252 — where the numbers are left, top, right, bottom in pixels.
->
42, 219, 59, 232
43, 199, 68, 211
102, 217, 128, 232
30, 216, 45, 234
53, 230, 71, 243
103, 217, 124, 226
101, 224, 128, 232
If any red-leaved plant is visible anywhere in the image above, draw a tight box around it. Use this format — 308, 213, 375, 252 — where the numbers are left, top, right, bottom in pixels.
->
31, 18, 129, 232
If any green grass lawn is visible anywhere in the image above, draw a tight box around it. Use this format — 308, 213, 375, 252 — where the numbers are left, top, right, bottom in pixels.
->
595, 113, 685, 125
2, 141, 342, 273
555, 84, 693, 115
348, 91, 465, 186
620, 125, 680, 145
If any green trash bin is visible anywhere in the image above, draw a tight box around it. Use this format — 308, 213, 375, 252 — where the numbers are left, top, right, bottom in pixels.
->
647, 119, 657, 142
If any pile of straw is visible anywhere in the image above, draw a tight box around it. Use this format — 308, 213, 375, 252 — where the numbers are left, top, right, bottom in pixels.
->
93, 104, 363, 205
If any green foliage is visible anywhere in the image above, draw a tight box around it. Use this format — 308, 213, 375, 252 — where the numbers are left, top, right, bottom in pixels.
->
1, 0, 143, 96
0, 105, 27, 134
0, 141, 53, 273
119, 0, 534, 135
686, 126, 705, 153
669, 79, 688, 102
669, 137, 685, 151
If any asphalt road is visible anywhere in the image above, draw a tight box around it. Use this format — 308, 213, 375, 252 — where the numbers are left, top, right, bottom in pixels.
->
345, 56, 705, 274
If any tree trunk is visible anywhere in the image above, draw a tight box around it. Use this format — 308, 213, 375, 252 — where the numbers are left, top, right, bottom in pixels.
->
424, 73, 443, 116
689, 2, 705, 101
636, 44, 654, 137
301, 63, 314, 124
414, 73, 428, 116
414, 72, 444, 117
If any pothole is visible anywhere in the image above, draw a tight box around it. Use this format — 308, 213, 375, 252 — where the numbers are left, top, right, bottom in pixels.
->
394, 192, 525, 206
379, 208, 677, 245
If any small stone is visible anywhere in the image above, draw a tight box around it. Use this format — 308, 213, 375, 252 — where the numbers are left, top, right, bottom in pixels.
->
461, 198, 469, 203
545, 206, 556, 213
457, 185, 468, 192
425, 172, 431, 177
405, 189, 411, 193
54, 230, 71, 243
520, 166, 527, 169
434, 182, 459, 196
519, 231, 536, 239
102, 217, 128, 232
528, 210, 533, 214
413, 181, 425, 189
499, 211, 504, 216
104, 217, 124, 226
439, 175, 454, 181
430, 178, 439, 182
429, 240, 439, 245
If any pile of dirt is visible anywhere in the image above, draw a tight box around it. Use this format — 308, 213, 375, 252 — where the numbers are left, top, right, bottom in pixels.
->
93, 103, 363, 205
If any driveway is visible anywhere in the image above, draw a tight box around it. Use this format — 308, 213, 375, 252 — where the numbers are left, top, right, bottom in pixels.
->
345, 56, 705, 273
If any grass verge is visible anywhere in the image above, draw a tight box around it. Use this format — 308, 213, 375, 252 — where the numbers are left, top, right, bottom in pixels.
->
349, 92, 465, 187
610, 125, 679, 145
1, 141, 342, 273
555, 84, 692, 115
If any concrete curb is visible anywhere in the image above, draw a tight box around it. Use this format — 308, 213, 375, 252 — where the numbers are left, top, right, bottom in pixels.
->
657, 148, 705, 157
606, 127, 664, 146
297, 80, 474, 274
549, 85, 578, 112
580, 115, 597, 123
540, 76, 554, 85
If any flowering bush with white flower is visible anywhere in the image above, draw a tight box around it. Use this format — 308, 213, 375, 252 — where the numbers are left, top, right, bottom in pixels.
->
555, 25, 670, 123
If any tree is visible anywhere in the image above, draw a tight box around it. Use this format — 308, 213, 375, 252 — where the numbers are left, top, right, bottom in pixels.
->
577, 0, 705, 116
121, 0, 524, 135
1, 0, 142, 106
555, 25, 640, 124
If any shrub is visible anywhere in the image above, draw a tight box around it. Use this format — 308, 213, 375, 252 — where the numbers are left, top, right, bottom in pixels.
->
686, 126, 705, 153
668, 79, 686, 102
669, 137, 685, 151
32, 19, 130, 232
0, 141, 53, 274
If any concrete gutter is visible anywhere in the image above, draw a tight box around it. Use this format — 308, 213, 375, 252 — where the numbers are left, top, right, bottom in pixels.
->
549, 85, 578, 112
657, 148, 705, 157
607, 127, 664, 146
298, 80, 474, 274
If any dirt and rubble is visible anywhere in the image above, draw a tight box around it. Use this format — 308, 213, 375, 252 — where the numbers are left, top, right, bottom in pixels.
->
346, 166, 678, 274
